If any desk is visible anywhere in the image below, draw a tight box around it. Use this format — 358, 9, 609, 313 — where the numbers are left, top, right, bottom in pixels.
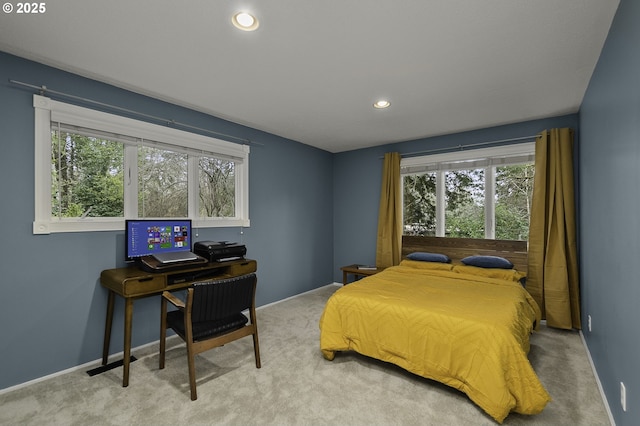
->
100, 258, 257, 387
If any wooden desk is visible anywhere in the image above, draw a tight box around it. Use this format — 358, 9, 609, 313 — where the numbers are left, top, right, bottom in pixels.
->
340, 264, 385, 285
100, 258, 257, 387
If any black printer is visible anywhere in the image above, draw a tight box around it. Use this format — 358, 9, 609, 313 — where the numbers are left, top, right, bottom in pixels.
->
193, 241, 247, 262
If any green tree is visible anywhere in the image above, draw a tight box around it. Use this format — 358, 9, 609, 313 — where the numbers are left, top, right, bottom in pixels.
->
51, 132, 124, 217
445, 202, 485, 238
199, 157, 235, 217
444, 169, 484, 237
403, 173, 436, 235
138, 146, 188, 217
495, 164, 534, 240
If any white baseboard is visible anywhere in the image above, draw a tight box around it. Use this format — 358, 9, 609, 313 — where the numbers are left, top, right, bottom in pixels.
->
255, 282, 341, 311
579, 330, 615, 426
0, 336, 176, 396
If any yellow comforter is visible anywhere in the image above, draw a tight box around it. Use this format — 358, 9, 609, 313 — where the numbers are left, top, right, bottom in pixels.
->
319, 261, 551, 423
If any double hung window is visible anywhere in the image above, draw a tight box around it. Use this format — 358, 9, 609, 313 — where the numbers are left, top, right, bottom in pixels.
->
401, 143, 535, 240
34, 95, 249, 234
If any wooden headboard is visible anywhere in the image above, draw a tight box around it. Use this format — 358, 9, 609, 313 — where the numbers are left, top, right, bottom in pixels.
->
402, 236, 528, 273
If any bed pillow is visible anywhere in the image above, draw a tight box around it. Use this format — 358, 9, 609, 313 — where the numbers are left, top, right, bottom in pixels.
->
453, 264, 526, 283
406, 252, 451, 263
461, 255, 513, 269
400, 259, 454, 271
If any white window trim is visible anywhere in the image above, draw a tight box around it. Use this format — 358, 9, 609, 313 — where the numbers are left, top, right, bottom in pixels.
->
401, 142, 535, 239
33, 95, 250, 234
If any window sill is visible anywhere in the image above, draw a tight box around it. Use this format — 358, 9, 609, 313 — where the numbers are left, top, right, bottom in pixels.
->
33, 218, 250, 234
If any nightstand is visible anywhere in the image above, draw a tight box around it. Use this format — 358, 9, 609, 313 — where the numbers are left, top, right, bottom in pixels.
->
340, 264, 385, 285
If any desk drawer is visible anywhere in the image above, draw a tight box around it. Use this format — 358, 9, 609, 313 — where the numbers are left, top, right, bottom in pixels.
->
226, 260, 257, 276
122, 275, 165, 296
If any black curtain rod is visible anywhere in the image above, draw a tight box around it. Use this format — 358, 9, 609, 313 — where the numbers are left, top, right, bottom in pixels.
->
9, 79, 260, 146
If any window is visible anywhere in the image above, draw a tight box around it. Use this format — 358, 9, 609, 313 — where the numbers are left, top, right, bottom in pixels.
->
34, 95, 250, 234
401, 143, 534, 240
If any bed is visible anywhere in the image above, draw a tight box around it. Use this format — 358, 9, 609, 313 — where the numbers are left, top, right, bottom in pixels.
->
319, 236, 551, 423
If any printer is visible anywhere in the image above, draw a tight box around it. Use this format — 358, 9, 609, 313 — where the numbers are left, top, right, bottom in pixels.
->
193, 241, 247, 262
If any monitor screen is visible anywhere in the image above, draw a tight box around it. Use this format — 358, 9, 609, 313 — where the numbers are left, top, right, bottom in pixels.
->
125, 219, 192, 261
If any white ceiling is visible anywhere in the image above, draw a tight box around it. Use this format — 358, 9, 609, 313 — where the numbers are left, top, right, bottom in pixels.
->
0, 0, 619, 153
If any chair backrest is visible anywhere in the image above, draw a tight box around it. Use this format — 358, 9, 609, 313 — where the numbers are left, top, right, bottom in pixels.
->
190, 273, 257, 323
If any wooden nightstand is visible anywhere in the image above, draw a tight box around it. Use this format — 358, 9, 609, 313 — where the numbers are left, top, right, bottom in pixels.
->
340, 264, 385, 285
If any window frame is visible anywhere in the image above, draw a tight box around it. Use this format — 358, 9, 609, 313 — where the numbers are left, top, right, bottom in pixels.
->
401, 142, 535, 240
33, 95, 250, 234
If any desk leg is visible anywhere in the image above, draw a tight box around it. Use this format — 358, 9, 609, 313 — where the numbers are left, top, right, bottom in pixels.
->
342, 270, 348, 285
102, 290, 115, 366
122, 297, 134, 387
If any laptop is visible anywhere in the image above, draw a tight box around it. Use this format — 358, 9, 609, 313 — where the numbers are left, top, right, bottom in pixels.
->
153, 250, 199, 264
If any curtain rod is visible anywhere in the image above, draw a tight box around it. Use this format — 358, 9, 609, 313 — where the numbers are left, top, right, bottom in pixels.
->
384, 135, 539, 159
9, 79, 260, 146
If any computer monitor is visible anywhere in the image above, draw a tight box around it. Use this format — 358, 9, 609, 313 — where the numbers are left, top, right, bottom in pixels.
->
125, 219, 192, 261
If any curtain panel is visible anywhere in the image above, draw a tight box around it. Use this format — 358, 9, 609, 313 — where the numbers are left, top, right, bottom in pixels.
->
376, 152, 402, 268
527, 128, 581, 330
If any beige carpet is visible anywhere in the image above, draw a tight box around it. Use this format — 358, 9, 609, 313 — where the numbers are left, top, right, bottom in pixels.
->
0, 284, 610, 425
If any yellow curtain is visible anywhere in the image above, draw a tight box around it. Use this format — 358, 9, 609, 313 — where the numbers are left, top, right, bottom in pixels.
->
376, 152, 402, 268
527, 128, 581, 330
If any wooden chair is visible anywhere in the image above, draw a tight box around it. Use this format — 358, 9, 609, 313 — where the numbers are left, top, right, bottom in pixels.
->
159, 273, 261, 400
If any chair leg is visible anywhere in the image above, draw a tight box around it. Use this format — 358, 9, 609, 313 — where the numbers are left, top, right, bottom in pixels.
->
249, 307, 261, 368
186, 341, 197, 400
252, 329, 261, 368
159, 298, 167, 369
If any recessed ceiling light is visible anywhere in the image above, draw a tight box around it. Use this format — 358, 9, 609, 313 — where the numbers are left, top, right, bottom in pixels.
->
232, 12, 259, 31
373, 100, 391, 109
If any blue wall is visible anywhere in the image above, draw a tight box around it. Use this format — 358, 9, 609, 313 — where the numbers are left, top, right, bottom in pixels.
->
579, 0, 640, 424
0, 52, 334, 390
333, 114, 579, 281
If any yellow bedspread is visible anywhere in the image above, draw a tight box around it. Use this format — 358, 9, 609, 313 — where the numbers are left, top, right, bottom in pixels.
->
319, 261, 551, 423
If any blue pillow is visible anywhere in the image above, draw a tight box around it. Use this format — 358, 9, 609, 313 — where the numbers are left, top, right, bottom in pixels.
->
461, 255, 513, 269
406, 252, 451, 263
